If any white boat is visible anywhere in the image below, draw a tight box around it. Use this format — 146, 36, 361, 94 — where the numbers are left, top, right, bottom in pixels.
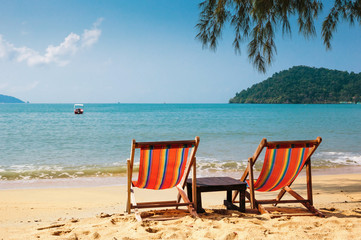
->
74, 104, 84, 114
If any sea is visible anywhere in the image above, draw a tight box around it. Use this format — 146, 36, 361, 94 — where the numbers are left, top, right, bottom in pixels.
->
1, 103, 361, 186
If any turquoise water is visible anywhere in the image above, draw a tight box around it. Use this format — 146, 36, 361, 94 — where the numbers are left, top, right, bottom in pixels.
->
1, 103, 361, 180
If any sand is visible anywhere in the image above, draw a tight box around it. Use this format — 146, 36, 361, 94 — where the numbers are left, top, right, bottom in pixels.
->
0, 173, 360, 240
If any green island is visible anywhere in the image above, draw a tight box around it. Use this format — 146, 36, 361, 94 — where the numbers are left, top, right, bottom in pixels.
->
229, 66, 361, 104
0, 94, 24, 103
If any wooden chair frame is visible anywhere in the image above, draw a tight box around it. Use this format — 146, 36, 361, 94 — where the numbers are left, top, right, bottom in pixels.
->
233, 137, 324, 217
126, 136, 200, 221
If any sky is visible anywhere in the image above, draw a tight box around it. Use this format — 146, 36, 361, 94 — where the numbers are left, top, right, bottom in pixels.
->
0, 0, 360, 103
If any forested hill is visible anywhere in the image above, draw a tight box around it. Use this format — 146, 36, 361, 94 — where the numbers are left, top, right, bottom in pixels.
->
229, 66, 361, 104
0, 94, 24, 103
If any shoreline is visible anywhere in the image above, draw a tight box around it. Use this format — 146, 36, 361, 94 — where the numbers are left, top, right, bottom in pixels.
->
1, 165, 361, 190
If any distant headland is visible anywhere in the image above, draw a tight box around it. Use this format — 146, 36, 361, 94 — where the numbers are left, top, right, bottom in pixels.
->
0, 94, 24, 103
229, 66, 361, 104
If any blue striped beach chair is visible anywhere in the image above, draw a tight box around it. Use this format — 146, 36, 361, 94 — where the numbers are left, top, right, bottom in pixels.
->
126, 137, 200, 221
233, 137, 324, 217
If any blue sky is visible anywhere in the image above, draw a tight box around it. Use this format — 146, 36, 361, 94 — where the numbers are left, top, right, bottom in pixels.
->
0, 0, 360, 103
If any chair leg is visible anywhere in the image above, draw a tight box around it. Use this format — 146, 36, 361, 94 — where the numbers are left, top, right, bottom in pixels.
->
306, 161, 313, 205
126, 159, 132, 214
233, 165, 250, 202
130, 187, 142, 222
176, 186, 198, 217
274, 178, 298, 206
176, 193, 181, 207
126, 198, 130, 214
243, 190, 268, 214
284, 186, 324, 217
274, 188, 287, 206
257, 203, 269, 215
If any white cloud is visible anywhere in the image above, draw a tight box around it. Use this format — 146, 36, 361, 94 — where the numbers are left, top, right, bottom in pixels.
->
0, 18, 102, 67
82, 28, 101, 48
0, 35, 13, 59
82, 18, 103, 48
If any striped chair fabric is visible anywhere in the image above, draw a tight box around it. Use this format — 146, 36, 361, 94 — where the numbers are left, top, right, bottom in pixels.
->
133, 144, 194, 190
252, 144, 313, 192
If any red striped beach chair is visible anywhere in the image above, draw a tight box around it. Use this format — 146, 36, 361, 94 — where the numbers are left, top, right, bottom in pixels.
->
233, 137, 324, 217
126, 137, 200, 221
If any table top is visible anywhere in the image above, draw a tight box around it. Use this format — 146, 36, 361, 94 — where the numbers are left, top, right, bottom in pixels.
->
186, 177, 246, 187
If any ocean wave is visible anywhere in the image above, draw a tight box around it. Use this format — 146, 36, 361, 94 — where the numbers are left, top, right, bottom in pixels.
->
1, 151, 360, 180
0, 164, 130, 181
313, 152, 361, 167
196, 157, 248, 172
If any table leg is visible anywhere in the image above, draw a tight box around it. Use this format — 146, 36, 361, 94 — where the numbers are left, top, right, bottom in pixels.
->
239, 187, 245, 212
187, 183, 192, 203
227, 190, 232, 203
224, 190, 238, 211
196, 190, 205, 213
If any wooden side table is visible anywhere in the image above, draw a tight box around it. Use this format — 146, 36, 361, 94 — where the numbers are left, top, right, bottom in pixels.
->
186, 177, 246, 213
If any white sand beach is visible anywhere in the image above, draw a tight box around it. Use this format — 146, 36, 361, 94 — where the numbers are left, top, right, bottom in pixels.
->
1, 172, 360, 239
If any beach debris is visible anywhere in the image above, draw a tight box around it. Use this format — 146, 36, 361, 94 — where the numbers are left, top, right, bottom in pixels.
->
37, 224, 65, 230
145, 227, 159, 233
320, 207, 336, 212
97, 212, 112, 218
140, 220, 152, 227
93, 232, 100, 239
314, 222, 321, 227
264, 229, 272, 236
51, 229, 72, 236
140, 212, 155, 218
224, 232, 238, 240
